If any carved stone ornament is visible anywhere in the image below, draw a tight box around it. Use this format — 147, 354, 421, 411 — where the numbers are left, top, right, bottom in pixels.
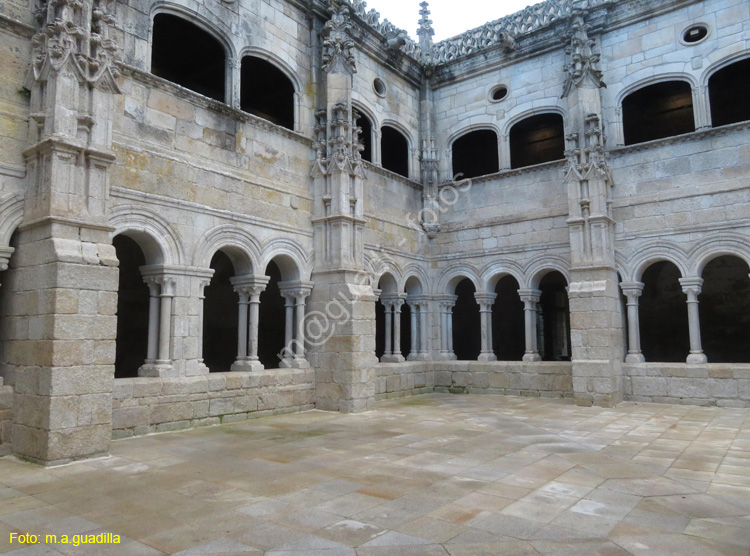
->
321, 5, 357, 74
561, 13, 605, 98
29, 0, 120, 91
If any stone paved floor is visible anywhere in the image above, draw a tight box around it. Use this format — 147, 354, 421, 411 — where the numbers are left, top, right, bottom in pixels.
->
1, 394, 750, 556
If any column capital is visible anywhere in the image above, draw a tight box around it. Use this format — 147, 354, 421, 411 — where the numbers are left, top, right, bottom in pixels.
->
619, 281, 644, 298
474, 292, 497, 306
679, 277, 703, 297
434, 294, 458, 309
279, 279, 314, 301
518, 289, 542, 304
231, 274, 270, 297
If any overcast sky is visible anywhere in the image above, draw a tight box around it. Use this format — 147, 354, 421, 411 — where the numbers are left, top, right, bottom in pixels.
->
363, 0, 536, 41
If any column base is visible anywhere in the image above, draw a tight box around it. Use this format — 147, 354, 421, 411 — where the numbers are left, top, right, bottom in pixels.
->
138, 362, 175, 377
522, 353, 541, 362
438, 351, 457, 360
625, 353, 645, 363
478, 353, 497, 362
279, 358, 293, 368
291, 358, 310, 369
687, 353, 707, 364
230, 360, 265, 372
408, 353, 430, 361
381, 354, 405, 363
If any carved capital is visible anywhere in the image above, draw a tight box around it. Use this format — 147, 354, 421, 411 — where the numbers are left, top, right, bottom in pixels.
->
321, 6, 357, 74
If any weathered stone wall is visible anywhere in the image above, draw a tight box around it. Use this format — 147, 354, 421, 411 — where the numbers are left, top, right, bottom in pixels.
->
375, 361, 573, 399
624, 363, 750, 408
112, 368, 315, 438
0, 380, 12, 456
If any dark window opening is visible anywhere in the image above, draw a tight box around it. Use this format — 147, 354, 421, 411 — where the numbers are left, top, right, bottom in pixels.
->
709, 58, 750, 127
151, 14, 225, 102
356, 111, 373, 162
683, 25, 708, 43
640, 261, 689, 362
699, 256, 750, 363
375, 299, 385, 359
381, 125, 409, 178
114, 235, 149, 378
259, 261, 286, 368
452, 130, 499, 179
492, 276, 525, 361
538, 272, 571, 362
622, 81, 695, 145
509, 113, 565, 169
203, 251, 238, 372
453, 279, 480, 361
240, 57, 295, 130
491, 86, 508, 101
400, 303, 411, 359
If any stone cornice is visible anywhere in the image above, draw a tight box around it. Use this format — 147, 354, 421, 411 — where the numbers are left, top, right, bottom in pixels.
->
439, 159, 565, 188
610, 120, 750, 156
363, 161, 423, 189
0, 13, 36, 39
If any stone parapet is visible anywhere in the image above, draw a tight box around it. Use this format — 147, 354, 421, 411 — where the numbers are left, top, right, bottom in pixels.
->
624, 363, 750, 408
111, 368, 315, 438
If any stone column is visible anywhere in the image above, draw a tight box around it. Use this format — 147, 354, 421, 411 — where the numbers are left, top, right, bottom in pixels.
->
475, 292, 498, 361
620, 281, 645, 363
280, 292, 295, 367
419, 301, 429, 359
156, 277, 175, 365
195, 277, 212, 374
228, 275, 269, 372
680, 278, 708, 364
235, 290, 250, 363
293, 286, 312, 368
408, 302, 419, 360
392, 297, 405, 362
384, 302, 393, 357
248, 292, 262, 364
142, 278, 160, 365
519, 289, 542, 362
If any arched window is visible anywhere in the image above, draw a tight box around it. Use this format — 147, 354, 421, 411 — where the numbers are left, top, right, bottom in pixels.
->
538, 272, 571, 361
453, 278, 480, 361
113, 235, 150, 378
203, 251, 239, 372
151, 14, 226, 102
699, 256, 750, 362
492, 276, 525, 361
381, 125, 409, 178
622, 81, 694, 145
509, 113, 564, 169
452, 130, 499, 179
639, 261, 689, 362
709, 58, 750, 127
355, 110, 373, 162
259, 261, 286, 368
240, 57, 295, 130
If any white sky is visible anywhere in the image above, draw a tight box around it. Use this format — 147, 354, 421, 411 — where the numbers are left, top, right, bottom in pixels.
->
363, 0, 536, 41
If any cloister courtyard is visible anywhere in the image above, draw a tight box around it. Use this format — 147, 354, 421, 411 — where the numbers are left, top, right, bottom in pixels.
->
1, 394, 749, 555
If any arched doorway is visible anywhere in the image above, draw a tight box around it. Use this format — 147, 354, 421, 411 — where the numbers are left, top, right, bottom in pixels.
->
492, 275, 525, 361
699, 255, 750, 362
203, 251, 239, 372
453, 278, 480, 361
259, 261, 286, 368
538, 272, 571, 361
639, 261, 689, 362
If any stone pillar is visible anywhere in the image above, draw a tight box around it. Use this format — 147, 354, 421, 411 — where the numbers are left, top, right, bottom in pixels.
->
620, 282, 645, 363
435, 295, 457, 359
680, 278, 708, 364
408, 302, 419, 360
293, 286, 312, 368
194, 277, 212, 375
519, 289, 542, 362
281, 292, 295, 367
419, 301, 429, 359
138, 269, 177, 378
142, 278, 160, 365
380, 294, 405, 363
229, 275, 269, 372
475, 292, 497, 361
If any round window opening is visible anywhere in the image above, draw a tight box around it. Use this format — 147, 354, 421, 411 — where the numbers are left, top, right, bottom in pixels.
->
490, 85, 509, 102
373, 78, 386, 97
682, 24, 708, 44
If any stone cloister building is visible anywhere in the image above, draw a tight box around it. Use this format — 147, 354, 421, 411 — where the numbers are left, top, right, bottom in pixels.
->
0, 0, 748, 464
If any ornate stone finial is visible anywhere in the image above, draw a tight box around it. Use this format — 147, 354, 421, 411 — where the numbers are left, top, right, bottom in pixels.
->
561, 13, 605, 98
321, 5, 357, 74
29, 0, 121, 91
418, 1, 434, 50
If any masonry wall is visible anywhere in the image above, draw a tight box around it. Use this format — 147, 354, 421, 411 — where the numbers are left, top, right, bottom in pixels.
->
0, 381, 12, 456
112, 368, 315, 438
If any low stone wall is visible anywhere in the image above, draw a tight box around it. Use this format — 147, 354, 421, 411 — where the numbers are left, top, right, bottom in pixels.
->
375, 361, 573, 399
0, 380, 12, 456
112, 368, 315, 438
624, 363, 750, 407
375, 362, 435, 399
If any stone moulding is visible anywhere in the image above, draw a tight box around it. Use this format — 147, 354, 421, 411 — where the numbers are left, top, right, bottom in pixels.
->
610, 120, 750, 155
0, 13, 36, 38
